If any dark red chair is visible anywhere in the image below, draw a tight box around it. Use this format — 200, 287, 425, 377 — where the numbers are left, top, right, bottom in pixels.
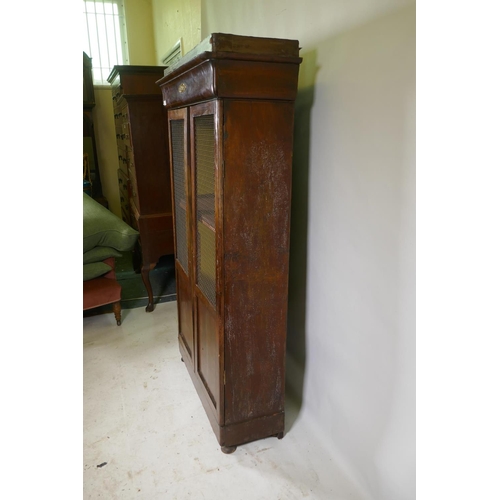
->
83, 257, 122, 325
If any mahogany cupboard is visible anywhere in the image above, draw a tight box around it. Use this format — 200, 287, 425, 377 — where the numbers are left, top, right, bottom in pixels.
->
157, 34, 302, 453
108, 65, 175, 311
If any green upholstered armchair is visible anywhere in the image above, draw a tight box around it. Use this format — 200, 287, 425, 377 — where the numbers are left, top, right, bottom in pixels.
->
83, 193, 139, 324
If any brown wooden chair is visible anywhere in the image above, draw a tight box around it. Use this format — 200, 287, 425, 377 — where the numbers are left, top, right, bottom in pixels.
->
83, 257, 122, 325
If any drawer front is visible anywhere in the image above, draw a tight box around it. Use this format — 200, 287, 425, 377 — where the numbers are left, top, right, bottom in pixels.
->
112, 83, 123, 105
120, 195, 130, 224
128, 162, 140, 210
113, 102, 131, 152
116, 121, 131, 152
129, 200, 140, 232
117, 148, 128, 171
114, 109, 128, 133
161, 60, 215, 108
117, 167, 129, 196
117, 169, 131, 224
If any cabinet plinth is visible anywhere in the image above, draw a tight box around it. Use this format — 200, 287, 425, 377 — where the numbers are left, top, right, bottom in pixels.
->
157, 33, 302, 451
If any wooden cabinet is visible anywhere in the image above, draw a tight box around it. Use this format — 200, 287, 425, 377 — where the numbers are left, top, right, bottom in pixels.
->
108, 65, 175, 312
157, 34, 302, 452
83, 52, 106, 205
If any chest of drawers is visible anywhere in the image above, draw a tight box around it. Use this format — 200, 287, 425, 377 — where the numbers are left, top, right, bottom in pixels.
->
108, 65, 174, 311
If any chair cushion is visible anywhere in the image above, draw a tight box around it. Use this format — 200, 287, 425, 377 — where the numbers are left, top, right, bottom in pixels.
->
83, 246, 122, 265
83, 261, 112, 281
83, 193, 139, 253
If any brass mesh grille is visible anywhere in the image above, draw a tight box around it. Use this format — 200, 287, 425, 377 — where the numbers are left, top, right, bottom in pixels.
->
170, 119, 189, 274
194, 114, 216, 308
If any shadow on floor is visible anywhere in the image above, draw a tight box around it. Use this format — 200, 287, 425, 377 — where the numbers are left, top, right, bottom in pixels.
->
83, 252, 176, 318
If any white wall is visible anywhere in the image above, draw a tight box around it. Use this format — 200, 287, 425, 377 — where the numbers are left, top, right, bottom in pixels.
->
151, 0, 201, 63
201, 2, 415, 499
124, 0, 157, 65
93, 88, 121, 217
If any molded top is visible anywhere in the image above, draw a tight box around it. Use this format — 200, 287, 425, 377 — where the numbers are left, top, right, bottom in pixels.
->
107, 65, 166, 84
160, 33, 301, 80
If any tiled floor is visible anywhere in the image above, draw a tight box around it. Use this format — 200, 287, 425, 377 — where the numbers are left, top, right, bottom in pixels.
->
83, 302, 366, 499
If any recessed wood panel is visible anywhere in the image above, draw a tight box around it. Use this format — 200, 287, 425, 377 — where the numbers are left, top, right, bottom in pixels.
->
196, 294, 219, 411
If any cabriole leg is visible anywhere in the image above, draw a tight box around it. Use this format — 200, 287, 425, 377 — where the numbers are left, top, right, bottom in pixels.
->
141, 264, 155, 312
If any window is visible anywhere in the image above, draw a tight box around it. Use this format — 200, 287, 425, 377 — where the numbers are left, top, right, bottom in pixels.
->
83, 0, 129, 85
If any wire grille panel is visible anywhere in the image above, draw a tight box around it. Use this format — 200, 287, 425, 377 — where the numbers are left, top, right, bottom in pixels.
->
194, 114, 216, 308
170, 119, 189, 274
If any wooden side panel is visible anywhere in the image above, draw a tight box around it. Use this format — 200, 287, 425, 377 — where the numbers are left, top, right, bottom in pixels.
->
223, 99, 294, 426
127, 99, 172, 216
135, 211, 175, 264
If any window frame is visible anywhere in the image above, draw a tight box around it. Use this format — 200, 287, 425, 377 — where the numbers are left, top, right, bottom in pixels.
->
83, 0, 129, 87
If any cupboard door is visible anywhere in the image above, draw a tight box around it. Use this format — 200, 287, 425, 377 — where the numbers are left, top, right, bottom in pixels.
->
190, 101, 222, 419
168, 108, 195, 361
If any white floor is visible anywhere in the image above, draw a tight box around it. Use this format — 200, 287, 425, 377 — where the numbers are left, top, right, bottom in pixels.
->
83, 302, 366, 499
